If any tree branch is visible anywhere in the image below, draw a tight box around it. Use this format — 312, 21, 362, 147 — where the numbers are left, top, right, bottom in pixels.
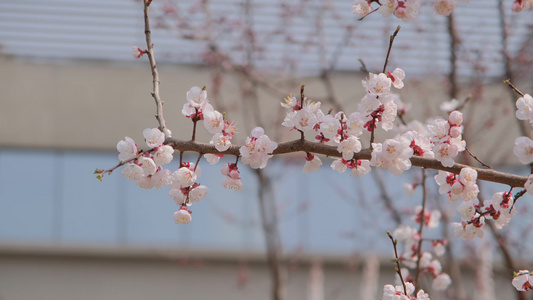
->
143, 0, 170, 137
165, 138, 528, 188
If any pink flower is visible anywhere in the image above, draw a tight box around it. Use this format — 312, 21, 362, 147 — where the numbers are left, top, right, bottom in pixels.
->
512, 270, 533, 291
434, 0, 456, 16
122, 163, 144, 181
138, 156, 157, 176
388, 68, 405, 89
174, 206, 192, 224
432, 273, 451, 291
514, 136, 533, 164
303, 153, 322, 173
171, 166, 197, 188
204, 153, 222, 165
186, 86, 208, 108
117, 137, 138, 162
363, 73, 392, 96
240, 127, 278, 169
143, 128, 165, 148
352, 0, 373, 17
337, 135, 362, 161
132, 46, 145, 58
153, 145, 174, 166
188, 185, 208, 204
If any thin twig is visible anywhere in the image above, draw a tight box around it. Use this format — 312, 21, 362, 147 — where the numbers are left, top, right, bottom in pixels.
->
94, 149, 147, 180
387, 231, 408, 295
511, 189, 527, 212
382, 26, 401, 74
465, 146, 492, 169
358, 7, 380, 21
504, 79, 525, 97
193, 152, 203, 171
143, 0, 170, 137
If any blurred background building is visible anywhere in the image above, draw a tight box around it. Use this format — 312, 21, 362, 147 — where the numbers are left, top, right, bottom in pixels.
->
0, 0, 533, 299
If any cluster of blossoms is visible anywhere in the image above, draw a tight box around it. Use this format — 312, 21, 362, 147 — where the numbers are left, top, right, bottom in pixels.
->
182, 86, 237, 152
281, 69, 409, 176
221, 163, 243, 190
118, 128, 209, 224
115, 86, 280, 224
382, 282, 429, 300
352, 0, 420, 21
514, 93, 533, 173
434, 168, 484, 240
239, 127, 278, 169
353, 0, 526, 22
119, 128, 174, 189
427, 110, 465, 168
436, 167, 518, 241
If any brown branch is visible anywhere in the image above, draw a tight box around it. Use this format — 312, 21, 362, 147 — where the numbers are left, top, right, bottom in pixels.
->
447, 14, 459, 99
498, 0, 529, 138
143, 0, 170, 137
165, 138, 529, 187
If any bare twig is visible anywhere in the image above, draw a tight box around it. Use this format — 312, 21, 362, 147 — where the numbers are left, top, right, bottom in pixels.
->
143, 0, 170, 137
387, 231, 408, 295
447, 15, 459, 99
94, 149, 148, 180
358, 7, 380, 21
465, 146, 492, 169
383, 26, 401, 74
504, 79, 525, 97
498, 0, 528, 138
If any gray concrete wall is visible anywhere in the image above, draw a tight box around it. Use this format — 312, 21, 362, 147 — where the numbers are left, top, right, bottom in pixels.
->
0, 55, 523, 167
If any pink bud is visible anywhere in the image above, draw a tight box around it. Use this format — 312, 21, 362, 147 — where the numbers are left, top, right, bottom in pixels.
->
449, 126, 462, 138
448, 110, 463, 126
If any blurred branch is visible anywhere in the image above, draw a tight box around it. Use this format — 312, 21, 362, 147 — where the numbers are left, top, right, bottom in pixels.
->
498, 0, 529, 137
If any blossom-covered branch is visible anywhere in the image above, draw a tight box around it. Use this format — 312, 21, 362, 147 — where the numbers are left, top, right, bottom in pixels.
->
164, 138, 528, 188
